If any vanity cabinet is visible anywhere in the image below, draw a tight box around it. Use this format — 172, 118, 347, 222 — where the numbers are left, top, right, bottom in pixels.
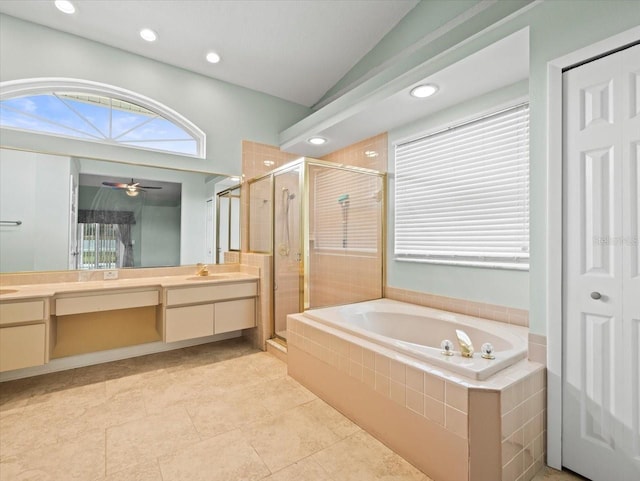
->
164, 281, 257, 343
51, 288, 161, 358
55, 290, 158, 315
0, 299, 48, 372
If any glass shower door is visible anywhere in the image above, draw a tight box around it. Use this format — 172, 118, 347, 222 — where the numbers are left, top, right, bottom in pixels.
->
273, 166, 302, 340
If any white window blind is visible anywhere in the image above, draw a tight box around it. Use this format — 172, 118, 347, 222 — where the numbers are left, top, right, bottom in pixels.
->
313, 169, 380, 253
394, 103, 529, 270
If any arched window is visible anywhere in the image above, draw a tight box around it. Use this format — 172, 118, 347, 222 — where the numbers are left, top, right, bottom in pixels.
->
0, 78, 205, 158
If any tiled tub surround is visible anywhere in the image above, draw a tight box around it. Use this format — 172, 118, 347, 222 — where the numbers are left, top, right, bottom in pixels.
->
287, 303, 546, 481
385, 286, 529, 327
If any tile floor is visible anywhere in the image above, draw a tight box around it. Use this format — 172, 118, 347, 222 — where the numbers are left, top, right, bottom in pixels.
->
0, 338, 586, 481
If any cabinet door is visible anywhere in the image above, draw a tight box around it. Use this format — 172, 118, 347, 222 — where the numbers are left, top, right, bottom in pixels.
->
0, 324, 46, 372
0, 300, 44, 325
166, 282, 257, 306
165, 304, 214, 342
214, 298, 256, 334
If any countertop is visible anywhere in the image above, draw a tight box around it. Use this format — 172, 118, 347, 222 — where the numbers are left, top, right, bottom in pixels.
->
0, 272, 259, 301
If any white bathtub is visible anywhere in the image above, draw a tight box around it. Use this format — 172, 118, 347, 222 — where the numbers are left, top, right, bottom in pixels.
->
303, 298, 528, 380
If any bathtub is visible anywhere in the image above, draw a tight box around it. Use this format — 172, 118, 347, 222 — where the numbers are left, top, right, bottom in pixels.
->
287, 298, 546, 481
303, 298, 528, 380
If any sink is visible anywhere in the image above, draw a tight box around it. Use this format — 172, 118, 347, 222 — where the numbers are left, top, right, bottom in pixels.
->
186, 274, 233, 281
0, 289, 18, 295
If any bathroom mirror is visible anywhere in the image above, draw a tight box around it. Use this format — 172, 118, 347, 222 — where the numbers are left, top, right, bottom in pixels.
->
0, 147, 239, 273
216, 185, 241, 263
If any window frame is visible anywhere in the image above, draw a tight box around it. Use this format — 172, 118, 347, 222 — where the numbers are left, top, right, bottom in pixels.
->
393, 102, 530, 271
0, 78, 206, 159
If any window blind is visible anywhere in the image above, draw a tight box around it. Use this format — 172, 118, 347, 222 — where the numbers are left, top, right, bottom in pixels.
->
394, 103, 529, 269
313, 169, 380, 253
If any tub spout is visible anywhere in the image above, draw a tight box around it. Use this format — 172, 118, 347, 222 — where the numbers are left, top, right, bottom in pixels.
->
455, 329, 474, 358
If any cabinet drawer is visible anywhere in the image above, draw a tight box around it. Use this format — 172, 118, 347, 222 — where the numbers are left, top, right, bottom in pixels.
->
165, 304, 214, 343
214, 298, 256, 334
0, 300, 45, 326
0, 324, 46, 372
56, 290, 159, 316
166, 282, 257, 306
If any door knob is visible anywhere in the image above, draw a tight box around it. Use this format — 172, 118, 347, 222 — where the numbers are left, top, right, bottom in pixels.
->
590, 292, 602, 300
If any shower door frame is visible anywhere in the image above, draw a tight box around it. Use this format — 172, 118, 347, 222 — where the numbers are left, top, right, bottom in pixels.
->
215, 184, 241, 264
272, 162, 305, 342
247, 157, 386, 343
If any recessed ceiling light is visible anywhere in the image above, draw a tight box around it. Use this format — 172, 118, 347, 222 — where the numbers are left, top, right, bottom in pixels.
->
139, 28, 157, 42
410, 84, 439, 98
206, 52, 221, 64
308, 137, 327, 145
54, 0, 75, 14
364, 150, 379, 158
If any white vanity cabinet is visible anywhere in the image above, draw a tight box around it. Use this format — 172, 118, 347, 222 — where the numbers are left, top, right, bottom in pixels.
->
0, 299, 48, 372
164, 280, 257, 343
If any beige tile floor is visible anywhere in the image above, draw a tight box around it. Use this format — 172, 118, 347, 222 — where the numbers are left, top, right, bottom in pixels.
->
0, 338, 586, 481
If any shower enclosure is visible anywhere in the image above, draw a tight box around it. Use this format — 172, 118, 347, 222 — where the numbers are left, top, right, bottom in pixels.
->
248, 158, 385, 342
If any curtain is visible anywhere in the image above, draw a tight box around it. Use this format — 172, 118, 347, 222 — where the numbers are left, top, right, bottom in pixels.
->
114, 223, 134, 268
78, 209, 135, 224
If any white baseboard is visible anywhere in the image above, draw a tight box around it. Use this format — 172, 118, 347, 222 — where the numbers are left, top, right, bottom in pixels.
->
0, 331, 241, 382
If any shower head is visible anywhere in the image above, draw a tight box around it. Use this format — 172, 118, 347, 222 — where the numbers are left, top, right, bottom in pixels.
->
338, 194, 349, 204
282, 188, 295, 200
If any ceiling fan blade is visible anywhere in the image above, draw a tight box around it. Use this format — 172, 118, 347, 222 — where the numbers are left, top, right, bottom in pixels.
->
102, 181, 129, 188
139, 186, 162, 189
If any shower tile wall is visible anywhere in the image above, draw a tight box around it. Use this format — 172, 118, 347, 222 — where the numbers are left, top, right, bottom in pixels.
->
320, 133, 388, 171
248, 176, 273, 253
240, 252, 272, 350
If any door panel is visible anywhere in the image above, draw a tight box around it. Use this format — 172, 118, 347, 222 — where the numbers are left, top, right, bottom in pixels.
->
630, 146, 639, 278
563, 44, 640, 481
273, 167, 301, 340
581, 313, 615, 447
582, 147, 615, 275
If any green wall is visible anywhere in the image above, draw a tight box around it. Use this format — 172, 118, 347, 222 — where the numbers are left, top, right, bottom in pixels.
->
0, 14, 310, 175
324, 0, 639, 333
140, 206, 181, 267
387, 80, 530, 309
316, 0, 479, 107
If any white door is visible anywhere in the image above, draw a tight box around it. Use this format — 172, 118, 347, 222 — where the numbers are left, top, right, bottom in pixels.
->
563, 44, 640, 481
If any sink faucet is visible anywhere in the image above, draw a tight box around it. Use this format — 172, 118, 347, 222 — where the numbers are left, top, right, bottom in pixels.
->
196, 263, 209, 276
455, 329, 474, 358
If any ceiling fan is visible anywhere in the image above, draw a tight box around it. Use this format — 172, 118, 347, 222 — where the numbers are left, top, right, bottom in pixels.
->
102, 178, 162, 197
